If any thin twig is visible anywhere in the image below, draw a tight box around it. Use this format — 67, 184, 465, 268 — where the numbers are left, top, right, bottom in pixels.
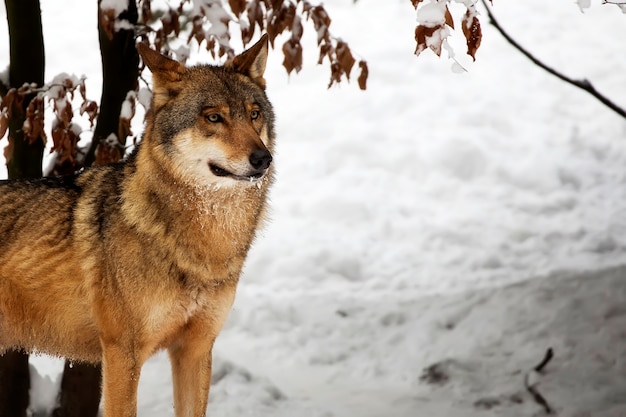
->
524, 348, 555, 414
480, 0, 626, 120
534, 347, 554, 373
525, 380, 554, 415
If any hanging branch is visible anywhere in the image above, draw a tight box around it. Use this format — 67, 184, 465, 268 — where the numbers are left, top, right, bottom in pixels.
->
480, 0, 626, 120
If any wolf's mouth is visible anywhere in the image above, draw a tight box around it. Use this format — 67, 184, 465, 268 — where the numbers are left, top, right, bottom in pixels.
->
209, 163, 265, 181
209, 164, 232, 177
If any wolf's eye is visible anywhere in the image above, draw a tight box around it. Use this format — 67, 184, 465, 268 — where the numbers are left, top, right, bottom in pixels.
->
206, 113, 223, 123
250, 110, 260, 120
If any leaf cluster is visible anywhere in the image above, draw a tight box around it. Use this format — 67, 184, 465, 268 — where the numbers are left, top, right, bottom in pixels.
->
1, 76, 98, 169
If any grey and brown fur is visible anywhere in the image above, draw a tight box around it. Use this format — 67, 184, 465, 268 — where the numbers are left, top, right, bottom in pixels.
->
0, 35, 274, 417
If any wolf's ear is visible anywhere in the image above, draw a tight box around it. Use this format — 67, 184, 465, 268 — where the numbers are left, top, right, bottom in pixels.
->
229, 34, 269, 89
137, 43, 186, 109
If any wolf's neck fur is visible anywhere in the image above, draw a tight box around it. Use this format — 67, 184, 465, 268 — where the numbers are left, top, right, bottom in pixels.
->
118, 141, 271, 281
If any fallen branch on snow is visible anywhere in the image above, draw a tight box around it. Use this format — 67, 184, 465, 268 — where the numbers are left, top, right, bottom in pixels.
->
524, 348, 555, 414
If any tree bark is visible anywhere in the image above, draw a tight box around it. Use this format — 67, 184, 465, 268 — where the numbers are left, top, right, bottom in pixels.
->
3, 0, 45, 179
0, 351, 30, 417
52, 362, 102, 417
84, 0, 139, 167
0, 1, 45, 415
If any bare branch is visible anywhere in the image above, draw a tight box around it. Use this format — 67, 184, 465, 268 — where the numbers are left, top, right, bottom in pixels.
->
480, 0, 626, 120
524, 348, 555, 414
534, 347, 554, 373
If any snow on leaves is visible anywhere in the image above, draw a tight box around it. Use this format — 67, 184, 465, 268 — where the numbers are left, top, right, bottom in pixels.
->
0, 75, 98, 167
128, 0, 368, 90
462, 8, 482, 61
234, 0, 368, 90
412, 0, 484, 62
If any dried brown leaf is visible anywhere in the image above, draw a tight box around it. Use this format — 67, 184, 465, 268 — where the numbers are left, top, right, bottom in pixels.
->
188, 16, 205, 45
310, 5, 331, 45
141, 0, 152, 23
0, 111, 8, 139
247, 1, 265, 38
267, 2, 296, 46
1, 90, 17, 120
4, 136, 14, 163
162, 8, 181, 37
95, 137, 122, 166
445, 5, 454, 29
51, 125, 77, 164
282, 38, 303, 75
291, 14, 303, 41
318, 42, 332, 65
24, 96, 46, 144
336, 41, 356, 80
414, 24, 440, 57
462, 11, 482, 61
302, 0, 313, 14
357, 60, 368, 90
328, 61, 343, 89
229, 0, 246, 16
99, 8, 116, 41
80, 100, 99, 127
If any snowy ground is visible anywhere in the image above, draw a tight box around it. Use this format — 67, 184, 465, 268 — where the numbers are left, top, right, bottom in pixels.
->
2, 0, 626, 416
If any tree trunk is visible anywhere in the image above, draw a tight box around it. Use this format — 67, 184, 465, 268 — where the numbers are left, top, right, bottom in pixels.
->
52, 362, 102, 417
3, 0, 45, 179
0, 1, 45, 415
84, 0, 139, 167
0, 351, 30, 417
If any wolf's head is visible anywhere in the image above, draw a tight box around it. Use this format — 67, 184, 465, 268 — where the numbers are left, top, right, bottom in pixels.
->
137, 36, 274, 188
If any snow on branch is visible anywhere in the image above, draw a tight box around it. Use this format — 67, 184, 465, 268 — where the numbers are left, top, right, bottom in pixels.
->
0, 75, 98, 166
412, 0, 484, 63
132, 0, 368, 90
581, 0, 626, 13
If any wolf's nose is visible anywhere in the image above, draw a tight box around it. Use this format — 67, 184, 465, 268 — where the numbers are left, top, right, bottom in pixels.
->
249, 149, 272, 170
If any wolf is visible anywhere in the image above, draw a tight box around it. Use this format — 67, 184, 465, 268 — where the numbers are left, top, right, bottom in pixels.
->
0, 35, 274, 417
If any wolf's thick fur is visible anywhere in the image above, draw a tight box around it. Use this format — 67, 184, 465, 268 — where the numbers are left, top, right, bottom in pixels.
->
0, 35, 274, 417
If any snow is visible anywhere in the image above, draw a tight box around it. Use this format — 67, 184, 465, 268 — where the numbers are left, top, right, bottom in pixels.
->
99, 0, 128, 15
2, 0, 626, 416
416, 1, 448, 26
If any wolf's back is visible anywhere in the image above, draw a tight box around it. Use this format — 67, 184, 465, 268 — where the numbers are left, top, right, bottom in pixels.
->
0, 168, 128, 359
0, 163, 127, 254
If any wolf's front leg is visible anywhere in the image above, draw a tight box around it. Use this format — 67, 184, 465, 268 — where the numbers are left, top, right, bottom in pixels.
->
101, 342, 143, 417
168, 321, 216, 417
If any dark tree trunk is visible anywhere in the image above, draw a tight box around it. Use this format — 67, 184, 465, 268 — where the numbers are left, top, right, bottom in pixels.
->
52, 362, 102, 417
0, 351, 30, 417
84, 0, 139, 167
0, 1, 45, 416
3, 0, 45, 179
